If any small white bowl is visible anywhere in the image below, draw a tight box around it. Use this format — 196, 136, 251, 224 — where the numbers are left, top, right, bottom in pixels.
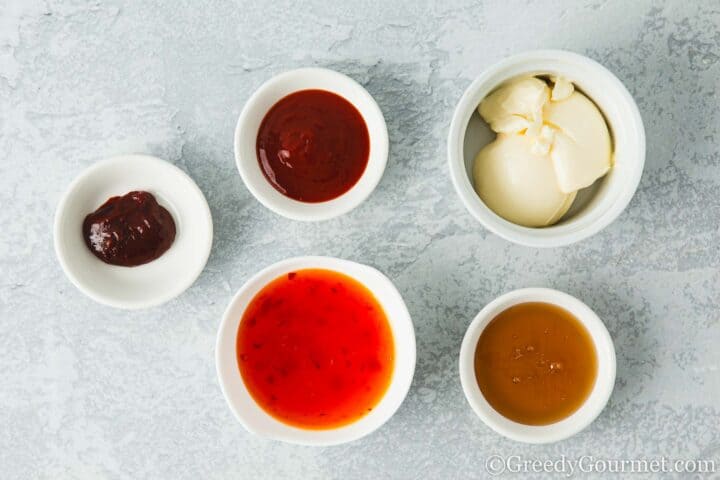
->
459, 288, 616, 444
216, 256, 416, 446
234, 68, 389, 221
54, 154, 213, 309
448, 50, 645, 247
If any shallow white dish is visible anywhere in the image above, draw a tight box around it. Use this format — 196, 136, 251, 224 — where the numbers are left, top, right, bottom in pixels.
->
458, 288, 616, 444
54, 154, 213, 309
448, 50, 645, 247
216, 256, 416, 446
234, 68, 389, 221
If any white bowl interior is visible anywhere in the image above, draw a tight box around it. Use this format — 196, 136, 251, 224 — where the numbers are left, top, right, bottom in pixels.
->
54, 155, 213, 309
216, 256, 416, 446
449, 50, 645, 247
459, 288, 616, 444
235, 68, 389, 221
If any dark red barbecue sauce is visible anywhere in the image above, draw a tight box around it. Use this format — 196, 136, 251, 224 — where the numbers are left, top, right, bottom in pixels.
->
82, 191, 176, 267
256, 89, 370, 202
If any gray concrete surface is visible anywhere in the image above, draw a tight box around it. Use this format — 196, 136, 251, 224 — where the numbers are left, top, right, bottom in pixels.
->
1, 0, 719, 478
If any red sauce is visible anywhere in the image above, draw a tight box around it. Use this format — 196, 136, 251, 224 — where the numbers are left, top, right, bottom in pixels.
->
236, 269, 394, 429
256, 89, 370, 202
82, 191, 176, 267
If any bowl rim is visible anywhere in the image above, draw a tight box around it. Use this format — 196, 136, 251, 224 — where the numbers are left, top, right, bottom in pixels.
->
234, 67, 389, 222
215, 256, 416, 446
458, 287, 616, 444
448, 49, 646, 247
53, 154, 213, 309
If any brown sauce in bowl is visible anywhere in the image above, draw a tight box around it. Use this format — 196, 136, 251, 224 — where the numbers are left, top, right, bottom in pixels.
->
474, 302, 597, 425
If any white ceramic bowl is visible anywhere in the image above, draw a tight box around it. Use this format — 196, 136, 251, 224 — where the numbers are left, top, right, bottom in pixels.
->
459, 288, 616, 444
448, 50, 645, 247
216, 256, 416, 446
54, 154, 213, 309
234, 68, 389, 221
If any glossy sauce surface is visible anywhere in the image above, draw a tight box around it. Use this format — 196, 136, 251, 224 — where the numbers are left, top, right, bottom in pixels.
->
474, 302, 597, 425
256, 89, 370, 202
82, 191, 176, 267
237, 269, 394, 429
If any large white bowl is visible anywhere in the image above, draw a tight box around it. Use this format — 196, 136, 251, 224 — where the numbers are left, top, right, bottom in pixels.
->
54, 154, 213, 309
216, 256, 416, 446
235, 68, 389, 221
459, 288, 616, 444
448, 50, 645, 247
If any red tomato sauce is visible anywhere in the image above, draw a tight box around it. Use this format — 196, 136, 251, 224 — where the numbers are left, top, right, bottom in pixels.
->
256, 89, 370, 203
236, 269, 394, 429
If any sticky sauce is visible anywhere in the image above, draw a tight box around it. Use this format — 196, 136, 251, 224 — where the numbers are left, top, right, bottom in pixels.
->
474, 302, 597, 425
256, 89, 370, 202
82, 191, 176, 267
236, 269, 394, 429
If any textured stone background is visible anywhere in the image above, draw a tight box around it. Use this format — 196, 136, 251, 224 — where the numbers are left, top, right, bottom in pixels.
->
2, 0, 719, 478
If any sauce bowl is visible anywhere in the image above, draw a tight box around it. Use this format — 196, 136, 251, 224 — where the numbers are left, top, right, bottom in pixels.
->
458, 288, 616, 444
448, 50, 645, 247
215, 256, 416, 445
235, 68, 389, 221
54, 154, 213, 309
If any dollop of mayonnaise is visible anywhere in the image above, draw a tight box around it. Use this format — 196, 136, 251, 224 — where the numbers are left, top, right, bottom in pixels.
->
473, 76, 612, 227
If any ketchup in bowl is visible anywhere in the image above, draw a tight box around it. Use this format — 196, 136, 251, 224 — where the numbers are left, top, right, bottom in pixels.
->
256, 89, 370, 202
236, 268, 394, 429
